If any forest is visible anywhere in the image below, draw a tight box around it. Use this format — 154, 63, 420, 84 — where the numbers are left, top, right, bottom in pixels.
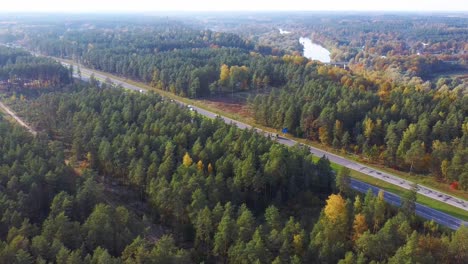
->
250, 67, 468, 189
0, 46, 72, 90
1, 79, 467, 263
0, 15, 466, 263
19, 21, 286, 98
3, 17, 466, 190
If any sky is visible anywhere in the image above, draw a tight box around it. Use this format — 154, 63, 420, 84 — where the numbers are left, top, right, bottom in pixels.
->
0, 0, 467, 13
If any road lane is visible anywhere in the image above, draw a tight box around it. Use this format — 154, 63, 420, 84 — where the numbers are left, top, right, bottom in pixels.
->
59, 59, 467, 229
350, 179, 466, 230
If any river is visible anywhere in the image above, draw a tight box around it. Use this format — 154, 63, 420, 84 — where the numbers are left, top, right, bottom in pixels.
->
299, 37, 331, 63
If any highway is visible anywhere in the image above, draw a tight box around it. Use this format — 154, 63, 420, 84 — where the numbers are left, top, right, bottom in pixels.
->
350, 179, 464, 230
57, 60, 467, 229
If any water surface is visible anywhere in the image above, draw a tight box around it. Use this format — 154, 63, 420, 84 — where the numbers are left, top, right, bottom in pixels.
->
299, 37, 331, 63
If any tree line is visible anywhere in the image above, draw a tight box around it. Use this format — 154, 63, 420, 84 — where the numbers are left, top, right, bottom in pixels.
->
0, 47, 72, 90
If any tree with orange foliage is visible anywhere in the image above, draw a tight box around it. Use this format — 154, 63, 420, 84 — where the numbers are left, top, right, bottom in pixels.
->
352, 213, 368, 242
207, 163, 214, 174
319, 126, 330, 146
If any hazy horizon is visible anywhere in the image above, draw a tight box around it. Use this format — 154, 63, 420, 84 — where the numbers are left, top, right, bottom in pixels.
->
0, 0, 467, 13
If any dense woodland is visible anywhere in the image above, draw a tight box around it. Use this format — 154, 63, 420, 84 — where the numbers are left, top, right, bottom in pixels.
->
20, 22, 288, 98
251, 68, 468, 189
0, 47, 71, 89
1, 81, 467, 263
4, 17, 466, 189
0, 16, 467, 263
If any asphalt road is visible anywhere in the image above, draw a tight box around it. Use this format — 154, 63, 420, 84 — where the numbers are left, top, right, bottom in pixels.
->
350, 179, 465, 230
60, 60, 467, 229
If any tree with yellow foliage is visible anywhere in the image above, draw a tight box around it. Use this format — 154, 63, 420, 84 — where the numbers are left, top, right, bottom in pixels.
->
219, 64, 230, 87
197, 160, 204, 171
324, 194, 348, 224
311, 193, 350, 263
183, 152, 193, 167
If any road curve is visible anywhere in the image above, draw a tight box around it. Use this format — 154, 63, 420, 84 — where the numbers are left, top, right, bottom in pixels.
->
0, 101, 37, 136
57, 59, 467, 229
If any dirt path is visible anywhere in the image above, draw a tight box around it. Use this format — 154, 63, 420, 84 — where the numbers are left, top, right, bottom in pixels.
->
0, 101, 37, 136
